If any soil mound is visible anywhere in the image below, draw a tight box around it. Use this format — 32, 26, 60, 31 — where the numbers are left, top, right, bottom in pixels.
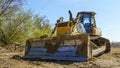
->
4, 42, 24, 52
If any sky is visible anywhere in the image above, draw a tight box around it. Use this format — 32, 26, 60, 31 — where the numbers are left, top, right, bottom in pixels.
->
24, 0, 120, 42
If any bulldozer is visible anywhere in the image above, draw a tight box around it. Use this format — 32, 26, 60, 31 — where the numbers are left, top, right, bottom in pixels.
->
23, 11, 111, 62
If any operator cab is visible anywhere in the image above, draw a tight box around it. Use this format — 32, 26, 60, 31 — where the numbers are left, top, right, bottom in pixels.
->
77, 12, 96, 34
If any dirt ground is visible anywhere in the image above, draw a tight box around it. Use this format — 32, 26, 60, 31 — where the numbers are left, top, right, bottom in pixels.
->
0, 46, 120, 68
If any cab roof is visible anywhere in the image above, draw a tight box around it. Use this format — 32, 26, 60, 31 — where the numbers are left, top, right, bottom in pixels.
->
77, 11, 96, 16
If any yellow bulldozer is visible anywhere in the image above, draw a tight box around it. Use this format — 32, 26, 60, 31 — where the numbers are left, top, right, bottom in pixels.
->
23, 11, 111, 61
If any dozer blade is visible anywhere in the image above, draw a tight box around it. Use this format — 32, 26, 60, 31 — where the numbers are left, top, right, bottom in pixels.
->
23, 34, 108, 62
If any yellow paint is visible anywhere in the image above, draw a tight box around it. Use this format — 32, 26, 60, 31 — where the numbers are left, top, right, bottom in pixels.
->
92, 27, 101, 36
57, 26, 71, 36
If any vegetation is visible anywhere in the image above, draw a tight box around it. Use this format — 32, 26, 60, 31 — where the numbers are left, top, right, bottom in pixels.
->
111, 42, 120, 47
0, 0, 51, 46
